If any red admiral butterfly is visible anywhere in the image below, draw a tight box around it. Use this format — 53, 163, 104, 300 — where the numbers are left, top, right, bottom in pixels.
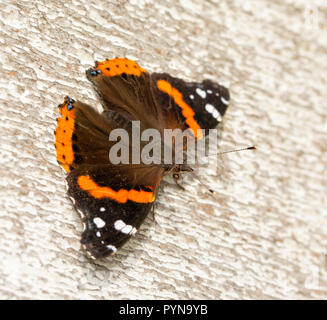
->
55, 58, 230, 259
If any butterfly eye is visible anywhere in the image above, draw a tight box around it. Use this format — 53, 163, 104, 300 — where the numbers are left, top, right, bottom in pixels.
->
89, 69, 102, 76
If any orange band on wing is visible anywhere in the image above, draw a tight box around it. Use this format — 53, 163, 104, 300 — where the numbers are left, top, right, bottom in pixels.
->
77, 175, 155, 204
54, 97, 76, 172
156, 80, 203, 139
95, 58, 146, 77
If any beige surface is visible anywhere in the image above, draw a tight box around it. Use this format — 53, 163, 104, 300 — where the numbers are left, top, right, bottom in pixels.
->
0, 0, 327, 299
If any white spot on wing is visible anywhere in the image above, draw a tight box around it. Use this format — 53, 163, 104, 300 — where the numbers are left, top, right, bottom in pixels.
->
205, 103, 214, 113
189, 94, 194, 99
114, 219, 126, 231
213, 109, 222, 121
130, 227, 137, 235
93, 217, 105, 228
205, 103, 222, 121
99, 207, 106, 212
114, 219, 136, 235
196, 88, 206, 99
106, 245, 117, 253
221, 96, 229, 105
121, 225, 133, 234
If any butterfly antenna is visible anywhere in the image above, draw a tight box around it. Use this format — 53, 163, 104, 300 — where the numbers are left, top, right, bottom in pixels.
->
188, 170, 216, 195
193, 145, 256, 195
207, 145, 256, 157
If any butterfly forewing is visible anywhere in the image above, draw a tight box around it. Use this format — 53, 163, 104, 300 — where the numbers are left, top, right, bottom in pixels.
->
151, 73, 230, 134
86, 58, 164, 132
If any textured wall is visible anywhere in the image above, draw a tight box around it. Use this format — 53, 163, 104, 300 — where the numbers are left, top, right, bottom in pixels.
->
0, 0, 327, 299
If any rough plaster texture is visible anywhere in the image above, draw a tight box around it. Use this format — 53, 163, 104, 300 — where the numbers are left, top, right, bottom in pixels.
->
0, 0, 327, 299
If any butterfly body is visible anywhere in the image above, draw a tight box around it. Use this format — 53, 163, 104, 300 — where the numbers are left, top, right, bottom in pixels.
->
55, 58, 230, 259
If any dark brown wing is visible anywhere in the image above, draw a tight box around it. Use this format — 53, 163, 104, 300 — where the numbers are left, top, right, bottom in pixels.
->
55, 96, 164, 259
86, 58, 165, 132
55, 96, 129, 172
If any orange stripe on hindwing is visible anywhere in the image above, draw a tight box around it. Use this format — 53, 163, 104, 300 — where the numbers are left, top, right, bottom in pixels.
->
156, 80, 203, 139
91, 58, 147, 77
54, 96, 76, 172
77, 175, 156, 204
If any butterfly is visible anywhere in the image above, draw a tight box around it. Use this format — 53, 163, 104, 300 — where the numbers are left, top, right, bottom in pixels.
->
54, 58, 230, 259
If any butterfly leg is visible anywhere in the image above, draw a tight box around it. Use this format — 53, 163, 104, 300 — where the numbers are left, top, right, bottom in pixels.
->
150, 203, 160, 226
172, 173, 185, 191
